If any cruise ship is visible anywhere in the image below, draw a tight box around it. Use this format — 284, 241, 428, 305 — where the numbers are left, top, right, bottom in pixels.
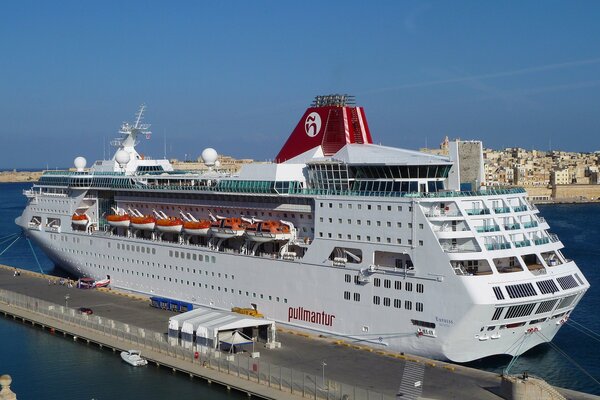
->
16, 96, 589, 362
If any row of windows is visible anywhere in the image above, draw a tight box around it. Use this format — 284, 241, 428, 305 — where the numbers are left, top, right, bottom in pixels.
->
169, 249, 216, 263
81, 262, 287, 303
345, 275, 423, 292
114, 242, 157, 255
320, 232, 423, 245
342, 291, 424, 312
319, 217, 423, 230
319, 202, 412, 212
342, 292, 362, 301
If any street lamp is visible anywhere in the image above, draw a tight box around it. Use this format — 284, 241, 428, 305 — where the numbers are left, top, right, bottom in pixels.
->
321, 361, 327, 390
64, 294, 70, 308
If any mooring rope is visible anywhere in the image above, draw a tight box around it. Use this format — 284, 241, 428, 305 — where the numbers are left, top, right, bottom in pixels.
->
535, 331, 600, 387
567, 319, 600, 342
0, 234, 21, 257
503, 333, 530, 375
26, 236, 44, 275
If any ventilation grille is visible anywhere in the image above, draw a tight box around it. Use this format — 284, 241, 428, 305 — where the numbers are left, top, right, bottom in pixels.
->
492, 307, 504, 321
557, 275, 578, 290
505, 283, 537, 299
535, 299, 558, 314
493, 286, 505, 300
536, 279, 559, 295
557, 294, 578, 310
505, 303, 536, 319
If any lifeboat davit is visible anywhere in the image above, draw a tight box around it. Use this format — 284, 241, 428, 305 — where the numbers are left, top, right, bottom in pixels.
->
71, 214, 89, 226
183, 220, 211, 236
106, 214, 131, 228
245, 221, 292, 242
130, 216, 156, 230
210, 218, 247, 239
156, 217, 184, 233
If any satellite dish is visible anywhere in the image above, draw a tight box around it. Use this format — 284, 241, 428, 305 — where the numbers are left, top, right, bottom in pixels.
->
201, 148, 218, 166
74, 156, 87, 172
115, 150, 131, 168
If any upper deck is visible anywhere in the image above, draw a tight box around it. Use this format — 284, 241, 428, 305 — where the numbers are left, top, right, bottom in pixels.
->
34, 169, 526, 199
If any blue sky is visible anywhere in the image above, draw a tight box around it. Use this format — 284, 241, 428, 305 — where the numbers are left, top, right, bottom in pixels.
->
1, 1, 600, 168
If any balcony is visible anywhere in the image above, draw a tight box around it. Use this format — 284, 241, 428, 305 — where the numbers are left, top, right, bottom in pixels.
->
494, 207, 511, 214
523, 221, 538, 229
486, 242, 512, 251
514, 240, 531, 248
534, 237, 550, 245
475, 225, 500, 233
440, 239, 481, 253
513, 205, 528, 212
505, 223, 521, 230
466, 209, 491, 216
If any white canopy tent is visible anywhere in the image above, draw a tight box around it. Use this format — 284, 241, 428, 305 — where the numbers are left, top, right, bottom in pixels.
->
166, 306, 277, 350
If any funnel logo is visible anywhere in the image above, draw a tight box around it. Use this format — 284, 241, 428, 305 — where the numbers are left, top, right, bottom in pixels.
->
305, 112, 322, 137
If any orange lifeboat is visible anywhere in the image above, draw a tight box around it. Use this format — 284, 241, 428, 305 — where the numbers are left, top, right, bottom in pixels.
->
106, 214, 131, 228
245, 220, 291, 242
210, 218, 247, 239
156, 217, 183, 233
130, 216, 156, 230
71, 214, 89, 226
183, 220, 211, 236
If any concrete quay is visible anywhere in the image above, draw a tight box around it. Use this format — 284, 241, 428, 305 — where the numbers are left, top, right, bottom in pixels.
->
0, 265, 597, 400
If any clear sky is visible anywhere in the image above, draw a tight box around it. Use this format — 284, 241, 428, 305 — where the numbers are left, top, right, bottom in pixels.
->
1, 1, 600, 169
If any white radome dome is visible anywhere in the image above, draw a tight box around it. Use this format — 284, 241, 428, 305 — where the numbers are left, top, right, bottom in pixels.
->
115, 150, 131, 167
74, 156, 87, 172
201, 148, 218, 166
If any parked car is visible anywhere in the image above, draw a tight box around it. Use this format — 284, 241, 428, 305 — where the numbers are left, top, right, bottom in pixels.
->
79, 307, 93, 315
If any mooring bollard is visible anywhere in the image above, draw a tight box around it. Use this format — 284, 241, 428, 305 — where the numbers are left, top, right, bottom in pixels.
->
0, 374, 17, 400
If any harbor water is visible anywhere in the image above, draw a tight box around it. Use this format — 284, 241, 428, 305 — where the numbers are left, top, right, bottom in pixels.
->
1, 182, 599, 396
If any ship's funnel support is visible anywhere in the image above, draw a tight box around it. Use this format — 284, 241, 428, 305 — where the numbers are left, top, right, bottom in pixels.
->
275, 94, 373, 163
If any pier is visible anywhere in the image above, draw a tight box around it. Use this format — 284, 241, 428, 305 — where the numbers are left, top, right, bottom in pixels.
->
0, 265, 597, 400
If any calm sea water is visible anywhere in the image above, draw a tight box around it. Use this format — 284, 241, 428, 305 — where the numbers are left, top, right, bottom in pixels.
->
1, 182, 599, 396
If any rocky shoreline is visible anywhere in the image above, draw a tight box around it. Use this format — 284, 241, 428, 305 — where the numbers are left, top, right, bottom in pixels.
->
0, 171, 43, 183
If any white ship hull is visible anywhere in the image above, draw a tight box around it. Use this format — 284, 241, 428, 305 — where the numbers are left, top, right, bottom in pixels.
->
19, 214, 585, 363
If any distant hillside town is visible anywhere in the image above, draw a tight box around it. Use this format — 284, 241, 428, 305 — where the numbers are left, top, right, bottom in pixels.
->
422, 137, 600, 203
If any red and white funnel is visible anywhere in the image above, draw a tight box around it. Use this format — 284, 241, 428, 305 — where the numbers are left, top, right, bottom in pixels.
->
275, 94, 373, 163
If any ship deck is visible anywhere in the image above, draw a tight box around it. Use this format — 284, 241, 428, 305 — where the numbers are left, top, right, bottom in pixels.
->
0, 265, 597, 400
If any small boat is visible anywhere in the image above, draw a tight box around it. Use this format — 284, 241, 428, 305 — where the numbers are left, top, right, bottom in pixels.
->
120, 350, 148, 366
210, 218, 247, 239
245, 220, 292, 242
106, 214, 131, 228
156, 217, 184, 233
130, 216, 156, 230
71, 214, 89, 226
183, 220, 211, 236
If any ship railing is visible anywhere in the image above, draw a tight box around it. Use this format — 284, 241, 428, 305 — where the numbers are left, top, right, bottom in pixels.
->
441, 243, 481, 253
0, 289, 395, 400
549, 233, 560, 243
